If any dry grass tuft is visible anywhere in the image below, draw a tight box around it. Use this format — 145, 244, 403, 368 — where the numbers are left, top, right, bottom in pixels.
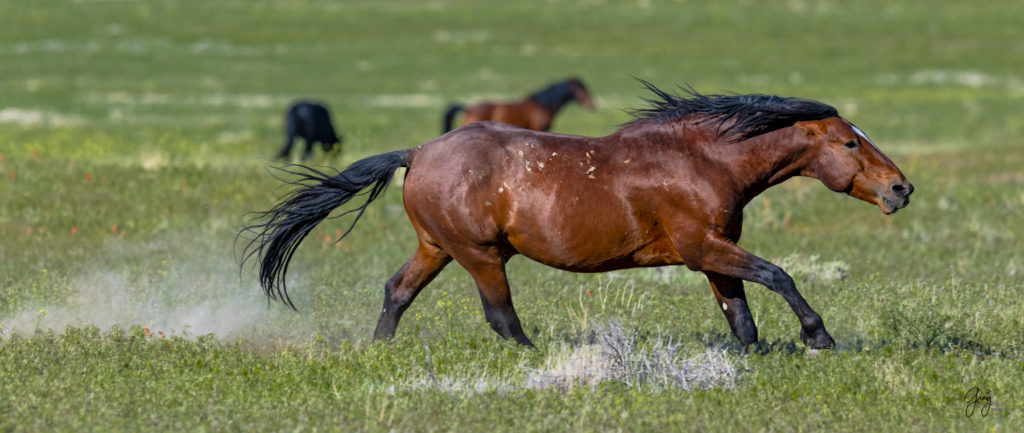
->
526, 322, 742, 391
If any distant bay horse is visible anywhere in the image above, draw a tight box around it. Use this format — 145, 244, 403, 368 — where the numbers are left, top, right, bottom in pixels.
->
442, 77, 595, 133
243, 81, 913, 352
277, 101, 342, 160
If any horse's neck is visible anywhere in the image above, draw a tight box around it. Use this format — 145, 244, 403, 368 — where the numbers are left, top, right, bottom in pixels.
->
720, 127, 812, 198
528, 82, 573, 112
611, 122, 811, 199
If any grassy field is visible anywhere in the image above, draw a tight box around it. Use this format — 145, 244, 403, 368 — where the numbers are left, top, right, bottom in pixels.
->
1, 0, 1022, 431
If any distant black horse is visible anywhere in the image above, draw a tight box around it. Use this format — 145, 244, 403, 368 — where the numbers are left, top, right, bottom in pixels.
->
278, 101, 342, 160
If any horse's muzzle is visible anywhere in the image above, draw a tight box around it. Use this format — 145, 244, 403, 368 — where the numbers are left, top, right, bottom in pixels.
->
881, 181, 914, 214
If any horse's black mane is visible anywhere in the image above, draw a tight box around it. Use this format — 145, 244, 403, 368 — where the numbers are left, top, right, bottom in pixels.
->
529, 78, 581, 111
628, 80, 839, 141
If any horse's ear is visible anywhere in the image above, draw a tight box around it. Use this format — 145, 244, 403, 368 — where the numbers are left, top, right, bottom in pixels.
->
795, 120, 826, 137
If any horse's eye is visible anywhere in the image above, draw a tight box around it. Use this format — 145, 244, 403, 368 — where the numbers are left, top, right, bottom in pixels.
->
844, 140, 858, 149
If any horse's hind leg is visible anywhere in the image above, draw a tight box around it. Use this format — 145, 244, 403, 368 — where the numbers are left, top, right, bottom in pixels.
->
705, 272, 761, 353
451, 246, 534, 347
372, 242, 452, 341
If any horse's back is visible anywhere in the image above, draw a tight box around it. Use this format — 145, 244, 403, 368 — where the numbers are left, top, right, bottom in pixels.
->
404, 122, 662, 270
413, 121, 578, 167
462, 101, 544, 130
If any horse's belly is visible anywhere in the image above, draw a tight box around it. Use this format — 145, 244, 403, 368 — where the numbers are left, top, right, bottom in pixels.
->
507, 222, 682, 273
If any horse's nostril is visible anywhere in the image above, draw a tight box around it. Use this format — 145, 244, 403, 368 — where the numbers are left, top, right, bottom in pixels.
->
891, 182, 912, 196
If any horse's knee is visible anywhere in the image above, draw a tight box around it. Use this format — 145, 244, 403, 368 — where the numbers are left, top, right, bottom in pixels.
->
767, 267, 796, 293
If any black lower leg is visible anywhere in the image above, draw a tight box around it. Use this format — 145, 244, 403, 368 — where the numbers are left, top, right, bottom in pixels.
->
372, 276, 410, 341
768, 270, 834, 349
707, 273, 760, 353
723, 299, 759, 353
481, 302, 534, 347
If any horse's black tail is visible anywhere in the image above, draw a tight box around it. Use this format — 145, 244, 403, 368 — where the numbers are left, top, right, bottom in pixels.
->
442, 103, 464, 134
239, 150, 410, 310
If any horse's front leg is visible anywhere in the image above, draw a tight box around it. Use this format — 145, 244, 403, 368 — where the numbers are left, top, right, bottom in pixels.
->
695, 234, 835, 350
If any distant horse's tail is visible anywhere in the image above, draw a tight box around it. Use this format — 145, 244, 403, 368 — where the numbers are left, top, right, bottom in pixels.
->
442, 103, 464, 134
240, 150, 410, 309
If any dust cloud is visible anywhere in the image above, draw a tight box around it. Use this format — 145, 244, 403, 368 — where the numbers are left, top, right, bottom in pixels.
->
0, 247, 310, 341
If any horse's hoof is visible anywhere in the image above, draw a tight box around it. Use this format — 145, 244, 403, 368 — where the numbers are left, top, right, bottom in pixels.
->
801, 328, 835, 350
741, 341, 764, 355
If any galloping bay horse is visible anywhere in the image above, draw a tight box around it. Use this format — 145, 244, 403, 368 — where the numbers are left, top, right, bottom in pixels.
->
243, 82, 913, 352
442, 77, 595, 133
277, 101, 342, 160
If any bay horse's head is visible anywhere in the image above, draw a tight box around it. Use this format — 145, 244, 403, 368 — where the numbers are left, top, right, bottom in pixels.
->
796, 118, 913, 214
567, 78, 596, 110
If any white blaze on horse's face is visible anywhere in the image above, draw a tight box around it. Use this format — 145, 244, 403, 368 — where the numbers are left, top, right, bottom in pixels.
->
850, 124, 880, 152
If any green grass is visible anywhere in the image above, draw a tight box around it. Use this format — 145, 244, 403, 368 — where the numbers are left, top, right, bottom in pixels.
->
1, 0, 1022, 431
